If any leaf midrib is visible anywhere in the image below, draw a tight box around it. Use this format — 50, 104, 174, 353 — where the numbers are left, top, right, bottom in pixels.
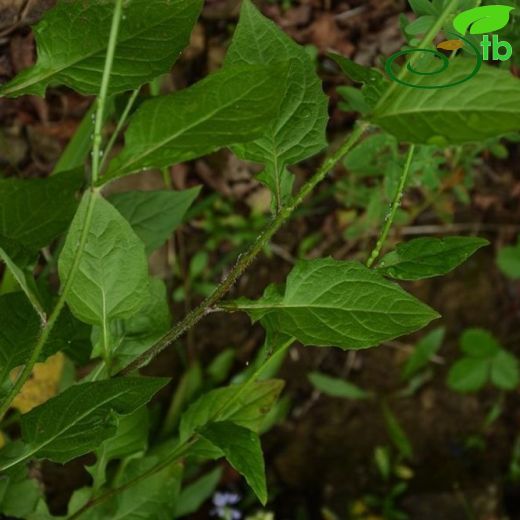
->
1, 1, 194, 95
107, 79, 263, 178
25, 388, 131, 462
238, 302, 432, 315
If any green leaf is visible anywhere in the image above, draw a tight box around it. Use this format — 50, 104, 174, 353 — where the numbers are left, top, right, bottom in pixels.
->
0, 170, 82, 261
207, 349, 235, 385
0, 247, 45, 320
0, 442, 41, 518
453, 5, 514, 35
308, 371, 371, 399
382, 403, 413, 460
337, 85, 371, 114
0, 0, 203, 97
405, 15, 436, 36
225, 0, 328, 207
491, 350, 520, 390
377, 236, 489, 280
89, 407, 150, 492
232, 258, 439, 350
88, 456, 182, 520
1, 377, 168, 468
174, 467, 222, 518
100, 407, 149, 462
402, 327, 445, 380
344, 133, 397, 176
497, 236, 520, 280
109, 188, 200, 253
0, 293, 70, 380
447, 357, 489, 392
0, 293, 40, 381
199, 421, 267, 505
408, 0, 437, 16
108, 278, 171, 374
460, 328, 501, 358
374, 61, 520, 144
58, 191, 149, 326
329, 52, 389, 109
180, 379, 284, 442
104, 64, 286, 182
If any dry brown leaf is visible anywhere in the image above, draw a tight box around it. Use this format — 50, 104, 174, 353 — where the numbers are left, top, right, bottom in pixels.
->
11, 352, 64, 413
437, 39, 463, 51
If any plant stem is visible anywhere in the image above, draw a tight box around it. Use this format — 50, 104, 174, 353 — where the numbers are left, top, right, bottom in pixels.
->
99, 88, 140, 174
375, 0, 460, 110
91, 0, 124, 184
366, 144, 415, 268
70, 338, 294, 519
68, 438, 196, 520
0, 0, 125, 419
118, 122, 369, 375
0, 190, 97, 421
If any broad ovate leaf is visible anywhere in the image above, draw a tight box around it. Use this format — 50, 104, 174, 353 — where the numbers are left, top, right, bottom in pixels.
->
447, 357, 488, 392
180, 379, 284, 441
232, 258, 439, 350
0, 293, 73, 381
0, 0, 203, 97
0, 442, 40, 519
109, 188, 200, 253
0, 169, 82, 262
377, 236, 489, 280
107, 278, 171, 374
104, 64, 286, 182
58, 191, 149, 326
199, 421, 267, 505
374, 61, 520, 144
225, 0, 328, 207
0, 377, 168, 469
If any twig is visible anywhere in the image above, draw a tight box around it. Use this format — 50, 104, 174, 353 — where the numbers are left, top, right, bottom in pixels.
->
117, 122, 370, 375
366, 144, 415, 267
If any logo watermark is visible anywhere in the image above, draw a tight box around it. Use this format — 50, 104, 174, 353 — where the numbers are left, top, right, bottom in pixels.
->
386, 5, 515, 89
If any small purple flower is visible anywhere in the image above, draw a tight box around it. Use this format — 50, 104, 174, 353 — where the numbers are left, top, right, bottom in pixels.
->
211, 492, 242, 519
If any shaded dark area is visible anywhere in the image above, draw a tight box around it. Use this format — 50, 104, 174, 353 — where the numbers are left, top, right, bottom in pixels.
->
0, 0, 519, 519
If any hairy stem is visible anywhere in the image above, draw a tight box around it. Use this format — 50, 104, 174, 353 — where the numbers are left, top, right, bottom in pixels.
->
366, 144, 415, 268
118, 122, 369, 375
0, 0, 125, 420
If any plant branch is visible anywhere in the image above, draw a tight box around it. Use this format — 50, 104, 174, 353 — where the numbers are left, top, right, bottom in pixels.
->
366, 144, 415, 268
68, 438, 197, 520
70, 338, 294, 519
0, 0, 125, 420
99, 88, 140, 174
118, 122, 369, 375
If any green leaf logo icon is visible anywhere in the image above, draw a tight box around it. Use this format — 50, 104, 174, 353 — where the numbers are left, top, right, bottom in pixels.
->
453, 5, 514, 35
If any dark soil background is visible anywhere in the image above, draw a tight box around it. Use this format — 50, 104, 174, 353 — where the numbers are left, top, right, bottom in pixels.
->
1, 1, 520, 519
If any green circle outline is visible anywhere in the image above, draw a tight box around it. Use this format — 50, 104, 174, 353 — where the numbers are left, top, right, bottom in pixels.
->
385, 34, 483, 89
